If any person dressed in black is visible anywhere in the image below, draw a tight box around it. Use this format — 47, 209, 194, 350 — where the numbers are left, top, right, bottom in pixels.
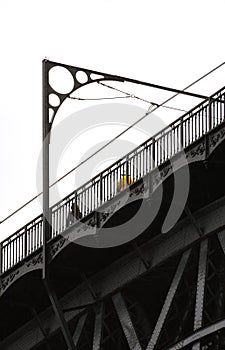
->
66, 201, 82, 227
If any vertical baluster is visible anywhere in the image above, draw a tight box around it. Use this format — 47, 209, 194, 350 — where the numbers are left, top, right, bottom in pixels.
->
130, 157, 133, 183
184, 119, 186, 148
59, 206, 62, 233
180, 118, 183, 149
107, 172, 109, 200
16, 236, 18, 264
60, 206, 62, 232
33, 224, 35, 251
85, 189, 88, 215
115, 167, 117, 194
208, 98, 212, 132
160, 137, 162, 164
15, 237, 17, 264
221, 93, 223, 122
53, 211, 55, 236
147, 145, 149, 173
163, 133, 166, 160
109, 171, 111, 199
86, 189, 88, 216
40, 220, 43, 246
126, 156, 129, 187
82, 192, 85, 217
112, 170, 114, 197
24, 225, 27, 258
198, 110, 201, 139
0, 242, 2, 275
170, 129, 172, 158
94, 182, 96, 209
145, 147, 147, 174
6, 244, 8, 270
100, 174, 103, 206
192, 116, 194, 143
175, 127, 178, 153
89, 186, 91, 213
202, 107, 205, 134
31, 227, 34, 254
37, 221, 40, 248
57, 208, 60, 235
62, 204, 64, 231
90, 185, 92, 212
103, 177, 105, 203
86, 189, 89, 215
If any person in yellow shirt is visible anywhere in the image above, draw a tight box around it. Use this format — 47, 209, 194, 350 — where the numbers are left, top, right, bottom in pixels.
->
117, 174, 133, 192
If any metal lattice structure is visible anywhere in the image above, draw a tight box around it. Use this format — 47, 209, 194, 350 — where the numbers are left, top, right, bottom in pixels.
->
1, 61, 225, 350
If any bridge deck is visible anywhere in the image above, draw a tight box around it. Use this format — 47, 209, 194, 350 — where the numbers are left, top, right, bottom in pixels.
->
1, 85, 225, 274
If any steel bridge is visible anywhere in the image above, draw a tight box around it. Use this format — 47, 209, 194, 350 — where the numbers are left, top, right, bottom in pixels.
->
1, 81, 225, 349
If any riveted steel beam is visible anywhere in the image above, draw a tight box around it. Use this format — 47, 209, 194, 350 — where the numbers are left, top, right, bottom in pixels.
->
185, 206, 203, 237
218, 231, 225, 255
146, 249, 191, 350
112, 292, 142, 350
44, 279, 76, 350
71, 313, 87, 348
2, 197, 225, 350
93, 302, 104, 350
192, 239, 208, 350
31, 307, 52, 350
167, 318, 225, 349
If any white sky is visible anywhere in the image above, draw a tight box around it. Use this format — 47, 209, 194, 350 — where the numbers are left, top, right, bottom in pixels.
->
1, 0, 225, 240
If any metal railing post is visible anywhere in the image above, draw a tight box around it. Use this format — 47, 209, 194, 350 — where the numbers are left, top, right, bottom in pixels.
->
180, 117, 184, 148
0, 242, 2, 275
152, 137, 156, 168
100, 174, 103, 205
24, 225, 27, 258
208, 97, 212, 131
126, 156, 129, 186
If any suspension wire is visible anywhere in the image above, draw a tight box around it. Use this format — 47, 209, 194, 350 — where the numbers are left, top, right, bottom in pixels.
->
1, 61, 224, 224
98, 81, 187, 112
69, 84, 187, 113
68, 95, 131, 101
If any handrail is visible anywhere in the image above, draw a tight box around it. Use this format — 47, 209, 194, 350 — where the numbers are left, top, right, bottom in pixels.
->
1, 85, 225, 273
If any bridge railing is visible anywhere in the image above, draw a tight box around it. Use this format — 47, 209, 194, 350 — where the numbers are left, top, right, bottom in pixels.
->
1, 86, 225, 274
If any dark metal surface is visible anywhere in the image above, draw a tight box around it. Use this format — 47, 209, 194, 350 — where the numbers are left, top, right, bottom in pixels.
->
112, 292, 142, 350
71, 313, 87, 348
146, 250, 191, 350
1, 201, 225, 348
44, 279, 76, 350
192, 240, 208, 350
92, 303, 104, 350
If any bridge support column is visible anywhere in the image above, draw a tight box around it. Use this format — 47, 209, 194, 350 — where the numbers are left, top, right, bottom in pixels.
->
112, 292, 142, 350
192, 239, 208, 350
71, 313, 87, 348
44, 279, 76, 350
146, 249, 191, 350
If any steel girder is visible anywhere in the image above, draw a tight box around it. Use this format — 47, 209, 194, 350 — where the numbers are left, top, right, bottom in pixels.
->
1, 196, 225, 349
